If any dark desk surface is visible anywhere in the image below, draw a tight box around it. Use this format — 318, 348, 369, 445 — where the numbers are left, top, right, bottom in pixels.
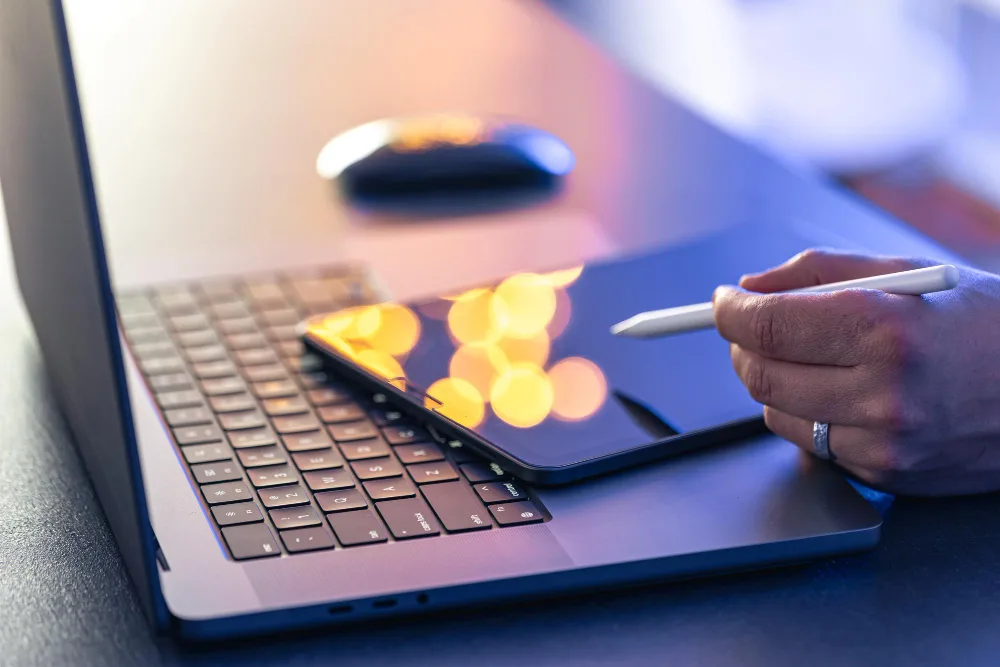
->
3, 2, 1000, 665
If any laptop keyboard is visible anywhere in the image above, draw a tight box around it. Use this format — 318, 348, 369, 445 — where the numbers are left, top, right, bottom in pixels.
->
117, 267, 548, 560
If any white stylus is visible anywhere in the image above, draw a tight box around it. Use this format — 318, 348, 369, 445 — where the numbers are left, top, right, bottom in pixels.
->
610, 264, 960, 339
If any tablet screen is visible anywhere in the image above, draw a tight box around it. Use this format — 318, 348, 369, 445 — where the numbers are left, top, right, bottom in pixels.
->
302, 226, 791, 470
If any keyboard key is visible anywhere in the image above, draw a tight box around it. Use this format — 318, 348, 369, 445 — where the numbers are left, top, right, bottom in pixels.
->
317, 403, 366, 424
140, 356, 186, 376
269, 505, 323, 530
258, 307, 300, 326
207, 302, 250, 320
339, 439, 391, 461
291, 449, 344, 471
459, 461, 507, 484
267, 324, 300, 342
244, 280, 287, 307
281, 526, 335, 553
303, 469, 355, 491
181, 442, 232, 464
377, 497, 441, 540
199, 376, 246, 396
155, 290, 199, 315
225, 332, 267, 350
156, 389, 203, 409
202, 481, 253, 505
228, 427, 278, 449
131, 340, 176, 359
237, 445, 287, 468
176, 329, 217, 348
327, 509, 388, 546
275, 339, 305, 357
422, 482, 492, 532
192, 359, 238, 379
382, 425, 428, 446
117, 294, 155, 315
488, 501, 544, 526
243, 363, 289, 383
262, 396, 309, 417
201, 282, 241, 305
149, 372, 193, 392
173, 424, 223, 445
473, 481, 528, 504
394, 442, 445, 465
273, 414, 322, 434
121, 311, 162, 330
297, 371, 330, 389
363, 477, 417, 501
282, 430, 334, 452
328, 421, 379, 442
248, 464, 299, 488
218, 410, 267, 431
209, 393, 257, 413
315, 488, 367, 512
251, 379, 299, 399
445, 440, 479, 464
217, 317, 258, 335
183, 344, 228, 363
259, 484, 310, 509
127, 327, 170, 344
351, 457, 403, 481
306, 386, 352, 406
191, 460, 242, 484
234, 347, 278, 366
221, 523, 280, 560
285, 354, 323, 373
408, 461, 459, 485
372, 408, 406, 426
169, 313, 210, 332
212, 501, 263, 526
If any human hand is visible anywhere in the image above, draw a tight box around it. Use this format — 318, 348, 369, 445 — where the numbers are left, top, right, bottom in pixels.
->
713, 249, 1000, 496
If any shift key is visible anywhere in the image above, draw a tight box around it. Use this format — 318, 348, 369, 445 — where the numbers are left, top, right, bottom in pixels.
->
421, 482, 491, 532
376, 497, 441, 540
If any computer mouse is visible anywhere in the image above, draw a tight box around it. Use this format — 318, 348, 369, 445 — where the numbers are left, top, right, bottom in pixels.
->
316, 114, 575, 212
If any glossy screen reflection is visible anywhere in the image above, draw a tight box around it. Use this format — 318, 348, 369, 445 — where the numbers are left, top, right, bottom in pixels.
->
306, 267, 605, 433
305, 236, 768, 470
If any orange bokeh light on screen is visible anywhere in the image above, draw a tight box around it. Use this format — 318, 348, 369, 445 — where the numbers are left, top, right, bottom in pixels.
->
543, 265, 583, 288
449, 343, 509, 397
447, 288, 509, 345
490, 363, 554, 428
360, 303, 421, 356
425, 377, 485, 428
355, 348, 405, 382
497, 329, 550, 368
491, 273, 556, 339
549, 357, 608, 421
546, 287, 572, 339
321, 305, 382, 340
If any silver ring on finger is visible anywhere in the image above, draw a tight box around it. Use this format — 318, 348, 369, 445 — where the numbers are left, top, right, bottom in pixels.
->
812, 422, 835, 461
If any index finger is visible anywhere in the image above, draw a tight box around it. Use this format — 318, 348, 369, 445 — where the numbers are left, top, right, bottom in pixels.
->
713, 286, 891, 366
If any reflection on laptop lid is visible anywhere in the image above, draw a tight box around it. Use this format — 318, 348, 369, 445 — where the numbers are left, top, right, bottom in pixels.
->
0, 0, 166, 625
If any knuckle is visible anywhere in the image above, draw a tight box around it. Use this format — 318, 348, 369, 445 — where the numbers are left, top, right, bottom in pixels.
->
742, 355, 776, 405
748, 302, 785, 356
793, 248, 825, 266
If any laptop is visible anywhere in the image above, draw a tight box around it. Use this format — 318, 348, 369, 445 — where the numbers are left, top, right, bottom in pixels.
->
3, 0, 955, 640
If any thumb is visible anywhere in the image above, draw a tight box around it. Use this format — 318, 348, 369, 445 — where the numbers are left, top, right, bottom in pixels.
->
739, 249, 929, 293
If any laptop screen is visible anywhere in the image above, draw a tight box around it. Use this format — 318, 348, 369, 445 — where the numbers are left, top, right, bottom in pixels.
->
0, 0, 165, 625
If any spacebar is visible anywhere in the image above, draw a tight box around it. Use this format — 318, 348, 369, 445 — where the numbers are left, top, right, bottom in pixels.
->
421, 482, 492, 532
